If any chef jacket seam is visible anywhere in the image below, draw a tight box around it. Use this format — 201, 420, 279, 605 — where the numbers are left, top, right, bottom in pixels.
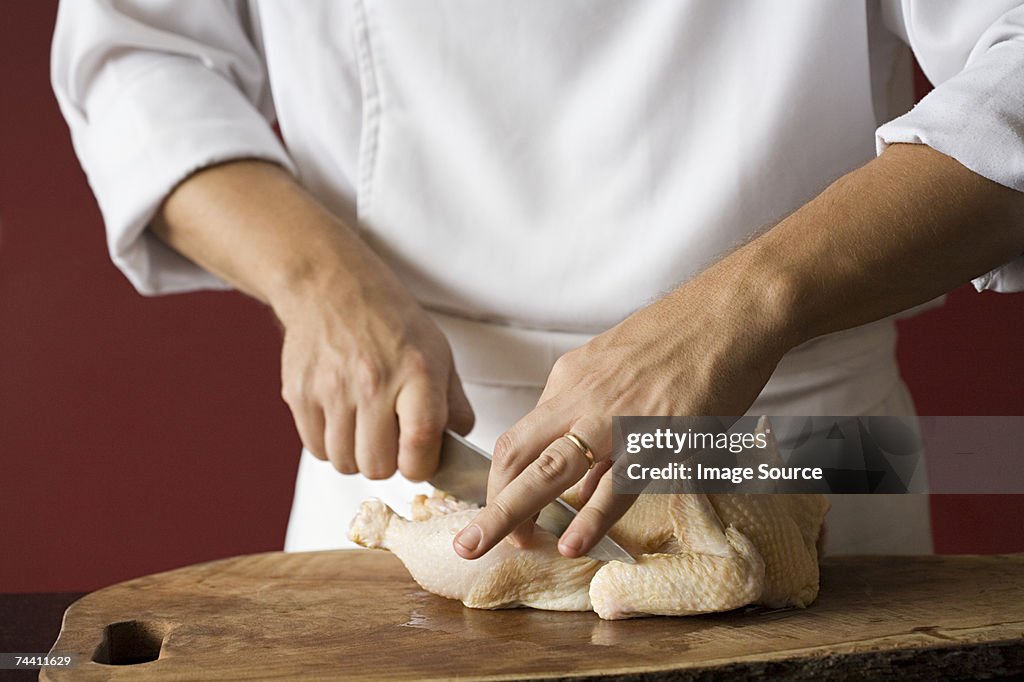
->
353, 0, 382, 219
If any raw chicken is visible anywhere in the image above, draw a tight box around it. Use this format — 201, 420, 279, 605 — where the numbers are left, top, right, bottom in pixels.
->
349, 488, 829, 620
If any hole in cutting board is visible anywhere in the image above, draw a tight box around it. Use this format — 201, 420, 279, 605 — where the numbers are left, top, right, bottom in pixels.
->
91, 620, 168, 665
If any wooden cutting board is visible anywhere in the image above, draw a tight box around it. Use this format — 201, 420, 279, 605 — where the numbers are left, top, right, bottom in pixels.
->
44, 551, 1024, 681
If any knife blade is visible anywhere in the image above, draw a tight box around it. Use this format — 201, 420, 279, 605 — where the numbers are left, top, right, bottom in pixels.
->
431, 430, 636, 564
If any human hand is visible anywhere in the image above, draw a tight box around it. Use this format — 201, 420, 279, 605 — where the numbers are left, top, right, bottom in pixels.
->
452, 260, 797, 560
272, 249, 474, 481
151, 160, 474, 481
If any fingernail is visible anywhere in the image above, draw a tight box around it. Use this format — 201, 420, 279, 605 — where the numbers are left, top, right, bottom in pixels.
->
454, 524, 482, 554
559, 531, 583, 554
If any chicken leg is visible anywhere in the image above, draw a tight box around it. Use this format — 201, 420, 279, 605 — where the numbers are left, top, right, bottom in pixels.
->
349, 492, 601, 611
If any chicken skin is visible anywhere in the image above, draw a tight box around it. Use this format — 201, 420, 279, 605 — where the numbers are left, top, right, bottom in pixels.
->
349, 488, 828, 620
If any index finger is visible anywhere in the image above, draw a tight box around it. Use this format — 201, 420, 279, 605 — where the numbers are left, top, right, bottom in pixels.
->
453, 434, 592, 560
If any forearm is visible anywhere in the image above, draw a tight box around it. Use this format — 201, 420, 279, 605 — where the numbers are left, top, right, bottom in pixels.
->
151, 160, 409, 318
152, 159, 472, 474
699, 143, 1024, 352
465, 143, 1024, 558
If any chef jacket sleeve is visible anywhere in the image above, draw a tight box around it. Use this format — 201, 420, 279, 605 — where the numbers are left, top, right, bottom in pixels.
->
51, 0, 296, 295
876, 0, 1024, 293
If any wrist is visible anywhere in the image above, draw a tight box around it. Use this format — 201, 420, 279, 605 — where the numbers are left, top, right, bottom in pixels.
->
266, 232, 419, 329
677, 235, 810, 363
265, 250, 355, 325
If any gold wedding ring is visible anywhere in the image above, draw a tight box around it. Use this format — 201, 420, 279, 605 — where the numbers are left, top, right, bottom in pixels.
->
563, 432, 595, 469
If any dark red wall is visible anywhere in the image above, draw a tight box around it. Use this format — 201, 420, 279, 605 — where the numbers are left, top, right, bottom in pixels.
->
896, 292, 1024, 554
2, 3, 1021, 593
1, 2, 297, 593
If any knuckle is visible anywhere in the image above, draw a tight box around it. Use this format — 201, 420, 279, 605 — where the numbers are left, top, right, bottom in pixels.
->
487, 496, 517, 524
315, 371, 346, 402
402, 416, 445, 449
533, 449, 568, 484
492, 432, 520, 469
550, 353, 575, 380
354, 353, 384, 401
281, 381, 302, 406
557, 347, 590, 375
575, 505, 605, 529
447, 405, 475, 436
401, 349, 430, 376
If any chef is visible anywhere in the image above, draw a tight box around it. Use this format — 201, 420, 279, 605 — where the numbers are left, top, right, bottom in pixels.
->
53, 1, 1024, 559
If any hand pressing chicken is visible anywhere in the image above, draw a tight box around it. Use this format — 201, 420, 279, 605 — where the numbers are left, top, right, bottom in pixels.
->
349, 489, 829, 620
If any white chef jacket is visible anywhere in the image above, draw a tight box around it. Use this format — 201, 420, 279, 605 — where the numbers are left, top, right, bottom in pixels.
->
52, 1, 1024, 554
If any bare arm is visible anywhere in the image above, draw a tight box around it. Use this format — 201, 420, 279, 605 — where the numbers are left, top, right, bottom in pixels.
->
457, 143, 1024, 560
754, 143, 1023, 343
153, 160, 474, 480
152, 160, 384, 308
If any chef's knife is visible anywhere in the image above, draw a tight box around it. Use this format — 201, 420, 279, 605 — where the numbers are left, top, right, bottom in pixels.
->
431, 430, 636, 564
